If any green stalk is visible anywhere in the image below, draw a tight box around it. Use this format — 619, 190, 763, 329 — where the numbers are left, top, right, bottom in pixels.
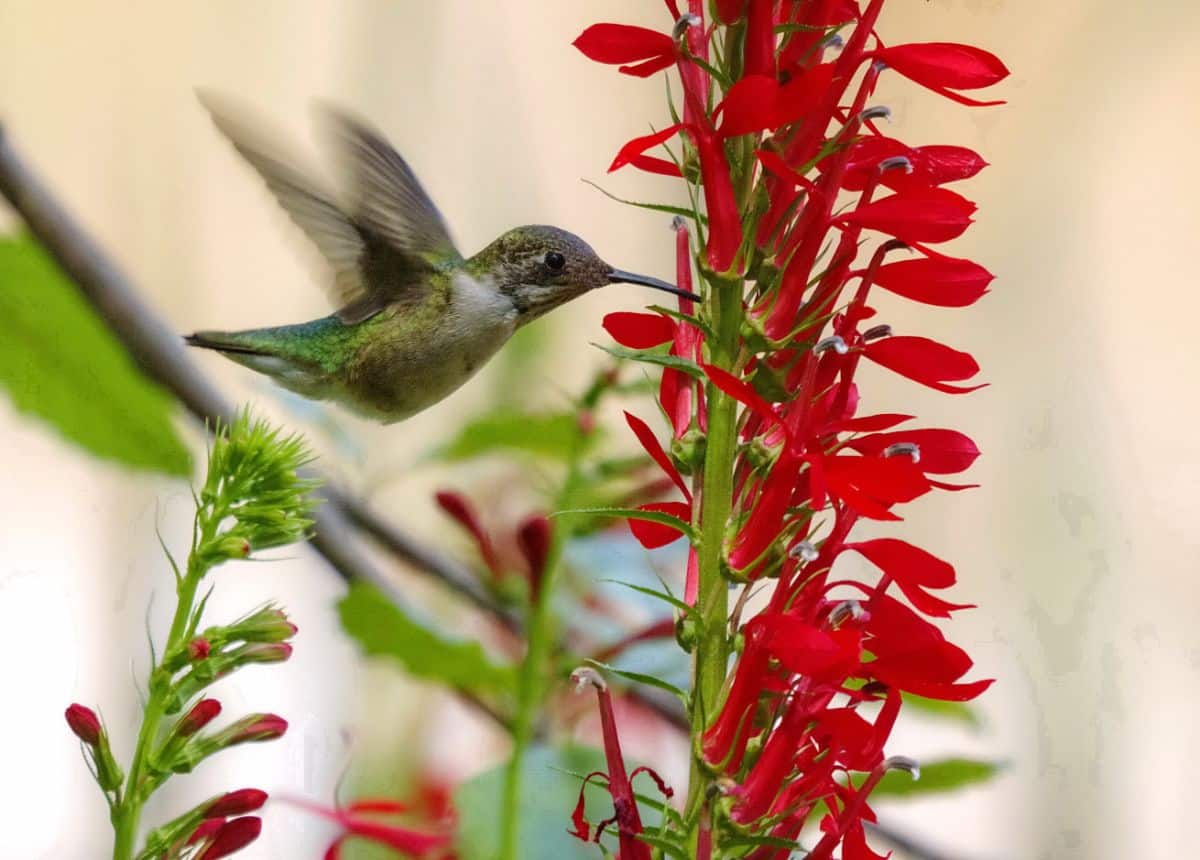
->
498, 448, 585, 860
685, 272, 744, 842
111, 530, 211, 859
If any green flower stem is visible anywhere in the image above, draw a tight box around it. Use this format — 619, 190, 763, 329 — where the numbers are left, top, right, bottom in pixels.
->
685, 272, 744, 845
111, 530, 212, 859
498, 444, 587, 860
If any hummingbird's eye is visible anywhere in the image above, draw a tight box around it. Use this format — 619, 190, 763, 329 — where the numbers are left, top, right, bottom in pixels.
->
544, 251, 566, 271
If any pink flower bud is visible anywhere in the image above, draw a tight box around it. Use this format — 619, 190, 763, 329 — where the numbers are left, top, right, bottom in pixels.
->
178, 698, 222, 737
227, 714, 288, 745
64, 704, 101, 746
189, 637, 212, 661
206, 788, 268, 819
196, 816, 262, 860
236, 642, 293, 665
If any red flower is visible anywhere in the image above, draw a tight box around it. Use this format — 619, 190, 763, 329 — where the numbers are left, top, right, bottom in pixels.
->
569, 668, 671, 859
178, 698, 223, 737
435, 489, 501, 576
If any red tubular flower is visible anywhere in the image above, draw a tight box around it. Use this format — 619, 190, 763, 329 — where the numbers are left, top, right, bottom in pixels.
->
435, 490, 501, 576
576, 3, 1005, 855
515, 514, 552, 598
205, 788, 269, 819
195, 816, 262, 860
287, 794, 455, 859
569, 668, 670, 860
178, 698, 223, 737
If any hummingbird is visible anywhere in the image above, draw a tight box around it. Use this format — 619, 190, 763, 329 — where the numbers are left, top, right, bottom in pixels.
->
185, 94, 698, 423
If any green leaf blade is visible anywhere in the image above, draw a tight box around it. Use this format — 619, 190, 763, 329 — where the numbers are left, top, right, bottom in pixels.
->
0, 236, 191, 475
338, 581, 515, 695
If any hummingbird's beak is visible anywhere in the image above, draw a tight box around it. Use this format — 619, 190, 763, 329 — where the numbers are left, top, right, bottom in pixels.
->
607, 268, 701, 303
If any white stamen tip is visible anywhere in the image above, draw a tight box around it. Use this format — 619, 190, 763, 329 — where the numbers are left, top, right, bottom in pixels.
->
815, 335, 849, 355
789, 540, 819, 562
884, 442, 921, 463
879, 156, 913, 174
860, 106, 892, 124
884, 755, 921, 780
673, 13, 701, 40
570, 666, 607, 693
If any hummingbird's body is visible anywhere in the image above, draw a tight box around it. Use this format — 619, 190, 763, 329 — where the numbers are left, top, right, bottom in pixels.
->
188, 95, 695, 423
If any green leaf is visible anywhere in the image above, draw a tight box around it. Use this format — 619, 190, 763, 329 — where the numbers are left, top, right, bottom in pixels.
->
431, 409, 588, 462
598, 579, 694, 617
591, 343, 705, 379
902, 692, 982, 728
0, 236, 190, 475
581, 180, 705, 224
553, 506, 696, 542
584, 659, 689, 706
337, 582, 515, 695
868, 757, 1004, 798
454, 745, 607, 860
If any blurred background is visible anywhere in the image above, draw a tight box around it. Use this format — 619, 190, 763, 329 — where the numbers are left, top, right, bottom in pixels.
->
1, 0, 1198, 857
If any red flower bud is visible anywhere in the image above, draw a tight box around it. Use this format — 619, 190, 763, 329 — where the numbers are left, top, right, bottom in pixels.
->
178, 698, 222, 737
188, 637, 212, 661
435, 490, 501, 576
64, 704, 101, 746
516, 515, 552, 597
206, 788, 269, 819
227, 714, 288, 745
196, 816, 262, 860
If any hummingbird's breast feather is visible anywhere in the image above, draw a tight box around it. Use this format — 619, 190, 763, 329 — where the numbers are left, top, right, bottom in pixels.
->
343, 272, 517, 422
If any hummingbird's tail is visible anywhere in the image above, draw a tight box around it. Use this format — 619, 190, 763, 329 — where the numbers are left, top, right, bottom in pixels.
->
184, 327, 330, 400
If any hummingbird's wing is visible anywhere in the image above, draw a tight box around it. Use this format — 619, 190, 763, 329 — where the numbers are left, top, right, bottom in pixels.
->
199, 93, 461, 324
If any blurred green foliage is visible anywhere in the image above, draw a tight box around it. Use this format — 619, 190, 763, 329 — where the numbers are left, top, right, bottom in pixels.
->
338, 581, 516, 696
0, 235, 190, 475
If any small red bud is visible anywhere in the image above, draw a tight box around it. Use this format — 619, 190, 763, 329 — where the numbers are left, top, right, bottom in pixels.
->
229, 714, 288, 744
188, 637, 212, 661
196, 816, 262, 860
577, 410, 597, 435
178, 698, 222, 737
206, 788, 269, 819
516, 515, 552, 597
64, 704, 101, 746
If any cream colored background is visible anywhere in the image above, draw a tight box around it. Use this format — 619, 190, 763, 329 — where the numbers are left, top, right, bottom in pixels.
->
1, 1, 1197, 858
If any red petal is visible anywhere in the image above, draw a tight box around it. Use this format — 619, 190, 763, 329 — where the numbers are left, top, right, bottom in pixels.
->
766, 617, 862, 683
691, 130, 743, 271
846, 538, 956, 589
434, 490, 501, 574
863, 336, 984, 393
840, 188, 976, 244
912, 145, 988, 184
609, 125, 684, 173
877, 42, 1010, 91
843, 821, 890, 860
628, 501, 691, 549
617, 55, 678, 77
628, 155, 684, 177
573, 23, 675, 66
743, 0, 776, 78
873, 256, 993, 307
847, 428, 980, 474
774, 61, 837, 127
718, 75, 781, 137
624, 411, 690, 499
702, 364, 778, 426
824, 455, 931, 506
603, 311, 675, 348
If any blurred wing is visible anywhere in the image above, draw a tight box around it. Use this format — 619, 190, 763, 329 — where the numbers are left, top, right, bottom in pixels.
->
319, 105, 461, 269
198, 91, 370, 311
200, 92, 454, 323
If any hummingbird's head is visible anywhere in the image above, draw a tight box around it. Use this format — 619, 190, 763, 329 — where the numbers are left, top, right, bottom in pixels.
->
474, 225, 699, 323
